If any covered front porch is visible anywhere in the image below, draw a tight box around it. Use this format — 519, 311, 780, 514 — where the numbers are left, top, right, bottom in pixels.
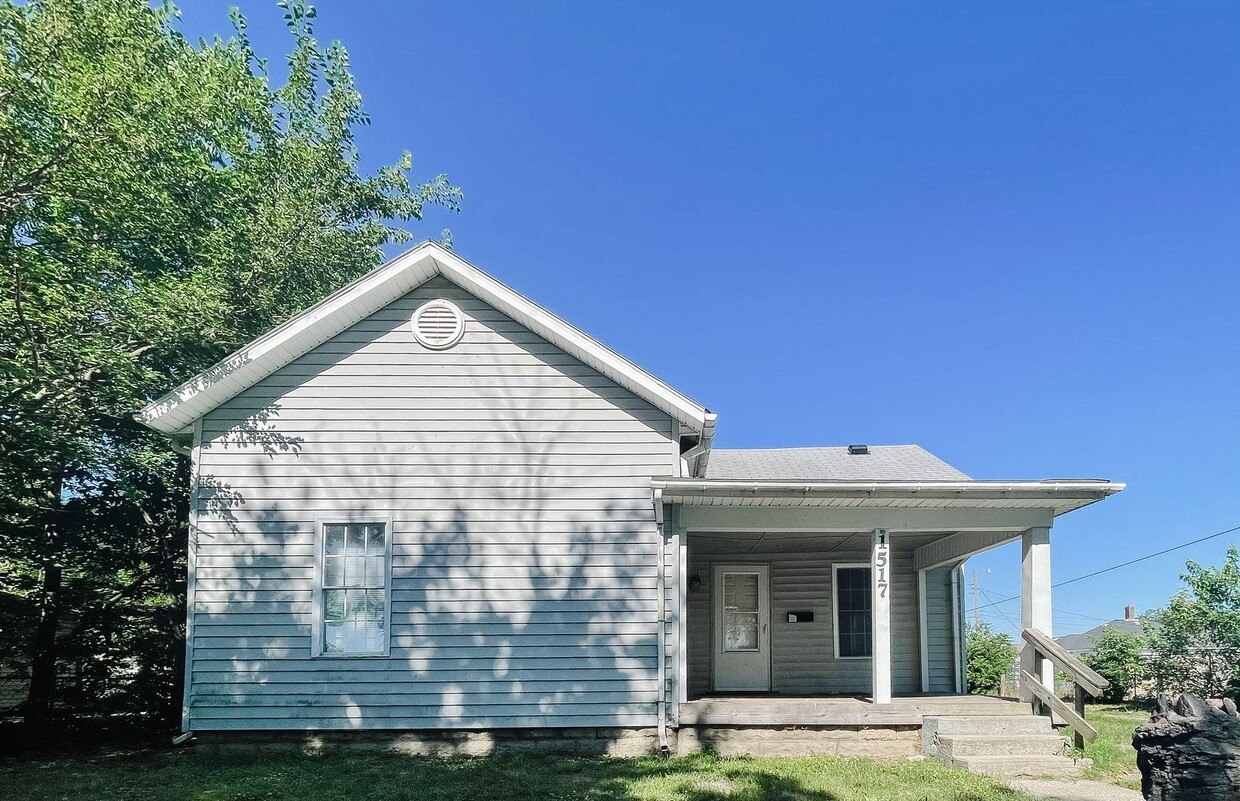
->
653, 476, 1126, 726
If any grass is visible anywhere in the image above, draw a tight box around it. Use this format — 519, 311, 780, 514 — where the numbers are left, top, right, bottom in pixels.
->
0, 749, 1036, 801
1079, 702, 1150, 790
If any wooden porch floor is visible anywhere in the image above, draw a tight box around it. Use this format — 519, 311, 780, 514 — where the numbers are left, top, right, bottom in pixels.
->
679, 694, 1029, 726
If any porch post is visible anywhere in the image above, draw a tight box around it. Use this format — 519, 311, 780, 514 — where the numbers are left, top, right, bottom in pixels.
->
871, 528, 892, 704
1019, 525, 1053, 702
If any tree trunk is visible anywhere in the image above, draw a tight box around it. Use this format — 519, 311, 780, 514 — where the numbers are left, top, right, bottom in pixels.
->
24, 562, 62, 736
24, 466, 65, 739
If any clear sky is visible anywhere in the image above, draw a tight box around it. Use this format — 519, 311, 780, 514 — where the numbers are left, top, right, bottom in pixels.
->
179, 2, 1240, 638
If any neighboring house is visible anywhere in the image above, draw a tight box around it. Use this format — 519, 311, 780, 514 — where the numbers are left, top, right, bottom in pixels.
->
1056, 606, 1148, 657
137, 241, 1124, 755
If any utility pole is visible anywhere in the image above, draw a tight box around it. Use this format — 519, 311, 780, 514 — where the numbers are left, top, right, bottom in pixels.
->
972, 569, 980, 627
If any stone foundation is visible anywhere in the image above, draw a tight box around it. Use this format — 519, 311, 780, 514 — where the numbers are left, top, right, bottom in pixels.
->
1134, 693, 1240, 801
194, 724, 921, 759
195, 727, 662, 757
676, 725, 920, 758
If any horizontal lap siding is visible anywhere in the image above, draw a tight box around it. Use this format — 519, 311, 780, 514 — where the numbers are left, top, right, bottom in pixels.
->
686, 534, 927, 697
923, 566, 957, 693
191, 276, 678, 731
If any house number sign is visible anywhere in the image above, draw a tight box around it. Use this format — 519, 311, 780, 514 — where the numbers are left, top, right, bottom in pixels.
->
873, 529, 890, 599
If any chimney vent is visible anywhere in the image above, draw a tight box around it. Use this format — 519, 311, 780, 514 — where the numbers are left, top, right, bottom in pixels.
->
847, 444, 869, 455
1125, 604, 1136, 621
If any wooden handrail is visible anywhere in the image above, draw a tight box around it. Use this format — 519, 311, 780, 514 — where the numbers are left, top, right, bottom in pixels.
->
1020, 669, 1099, 743
1022, 627, 1109, 697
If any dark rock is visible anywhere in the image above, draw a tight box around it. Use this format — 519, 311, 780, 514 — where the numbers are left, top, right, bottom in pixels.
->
1134, 693, 1240, 800
1155, 693, 1173, 716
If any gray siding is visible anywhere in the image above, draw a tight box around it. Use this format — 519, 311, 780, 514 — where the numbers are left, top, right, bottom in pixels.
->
190, 276, 680, 730
686, 533, 949, 697
922, 566, 958, 693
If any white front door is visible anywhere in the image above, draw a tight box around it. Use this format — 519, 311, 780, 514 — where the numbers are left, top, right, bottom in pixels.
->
712, 564, 771, 691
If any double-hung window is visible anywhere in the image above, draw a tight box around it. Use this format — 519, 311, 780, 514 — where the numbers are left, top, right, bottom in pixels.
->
315, 521, 391, 656
834, 564, 872, 659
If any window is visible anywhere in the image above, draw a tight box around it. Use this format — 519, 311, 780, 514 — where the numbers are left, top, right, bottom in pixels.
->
834, 565, 872, 659
316, 522, 390, 656
722, 572, 761, 651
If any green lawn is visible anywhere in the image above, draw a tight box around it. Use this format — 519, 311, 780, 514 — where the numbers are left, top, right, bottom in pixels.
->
1080, 703, 1150, 790
2, 749, 1034, 801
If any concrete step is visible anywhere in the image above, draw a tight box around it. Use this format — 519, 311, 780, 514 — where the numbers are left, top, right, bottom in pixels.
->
925, 715, 1053, 736
938, 734, 1068, 759
951, 754, 1092, 779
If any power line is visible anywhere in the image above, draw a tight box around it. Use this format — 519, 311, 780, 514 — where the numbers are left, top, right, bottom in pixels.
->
974, 522, 1240, 613
980, 587, 1020, 632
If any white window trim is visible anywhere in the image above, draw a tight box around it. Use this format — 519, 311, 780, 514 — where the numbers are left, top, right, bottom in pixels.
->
311, 515, 394, 658
832, 562, 873, 661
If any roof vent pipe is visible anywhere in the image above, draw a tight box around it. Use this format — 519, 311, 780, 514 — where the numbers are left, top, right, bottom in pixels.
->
847, 444, 869, 455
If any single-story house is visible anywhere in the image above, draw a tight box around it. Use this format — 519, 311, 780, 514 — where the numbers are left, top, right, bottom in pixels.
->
1055, 606, 1147, 657
138, 241, 1124, 762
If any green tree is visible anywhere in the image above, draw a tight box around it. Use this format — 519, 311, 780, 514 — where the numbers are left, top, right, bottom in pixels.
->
0, 0, 459, 736
966, 622, 1016, 696
1083, 628, 1148, 703
1145, 546, 1240, 699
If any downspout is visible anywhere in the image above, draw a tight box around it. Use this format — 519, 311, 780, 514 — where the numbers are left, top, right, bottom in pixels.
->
653, 488, 669, 755
679, 413, 717, 477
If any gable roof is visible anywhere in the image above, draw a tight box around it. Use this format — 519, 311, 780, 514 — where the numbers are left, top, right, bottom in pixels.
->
1056, 619, 1146, 654
137, 241, 712, 436
706, 445, 970, 482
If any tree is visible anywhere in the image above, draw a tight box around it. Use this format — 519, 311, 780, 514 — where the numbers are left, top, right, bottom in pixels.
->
966, 623, 1016, 696
0, 0, 459, 737
1083, 628, 1148, 703
1145, 546, 1240, 699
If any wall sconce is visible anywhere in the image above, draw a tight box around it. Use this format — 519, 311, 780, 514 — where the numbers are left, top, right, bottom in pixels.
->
688, 573, 702, 592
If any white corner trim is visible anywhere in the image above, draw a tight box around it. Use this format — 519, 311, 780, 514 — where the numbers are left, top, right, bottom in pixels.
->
180, 419, 203, 733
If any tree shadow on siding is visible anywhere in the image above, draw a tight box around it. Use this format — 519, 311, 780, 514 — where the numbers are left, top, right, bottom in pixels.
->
194, 278, 673, 732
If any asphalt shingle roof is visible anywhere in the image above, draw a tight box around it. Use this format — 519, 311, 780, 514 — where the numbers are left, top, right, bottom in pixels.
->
1055, 619, 1146, 654
705, 445, 970, 482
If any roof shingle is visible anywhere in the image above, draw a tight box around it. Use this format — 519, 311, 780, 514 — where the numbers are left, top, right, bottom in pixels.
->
705, 445, 970, 482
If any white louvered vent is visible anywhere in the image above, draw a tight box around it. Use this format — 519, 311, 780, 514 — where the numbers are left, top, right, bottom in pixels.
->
410, 299, 466, 350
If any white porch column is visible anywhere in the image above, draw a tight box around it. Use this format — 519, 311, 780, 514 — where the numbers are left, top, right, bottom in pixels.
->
871, 528, 892, 704
1020, 525, 1054, 702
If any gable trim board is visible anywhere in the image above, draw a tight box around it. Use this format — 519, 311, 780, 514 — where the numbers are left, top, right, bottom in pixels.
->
137, 240, 713, 440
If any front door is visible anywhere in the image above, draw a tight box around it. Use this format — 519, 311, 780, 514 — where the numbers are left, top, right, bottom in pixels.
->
712, 564, 771, 691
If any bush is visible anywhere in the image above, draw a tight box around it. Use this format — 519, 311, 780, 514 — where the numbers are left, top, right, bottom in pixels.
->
966, 623, 1016, 695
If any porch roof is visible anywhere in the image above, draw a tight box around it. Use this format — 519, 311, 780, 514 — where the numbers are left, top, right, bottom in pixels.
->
651, 477, 1124, 515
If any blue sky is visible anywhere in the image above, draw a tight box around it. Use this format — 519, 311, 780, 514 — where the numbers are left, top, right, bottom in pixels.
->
180, 2, 1240, 637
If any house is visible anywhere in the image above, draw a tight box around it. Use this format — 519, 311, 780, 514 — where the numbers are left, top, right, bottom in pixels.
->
138, 241, 1124, 763
1056, 606, 1146, 657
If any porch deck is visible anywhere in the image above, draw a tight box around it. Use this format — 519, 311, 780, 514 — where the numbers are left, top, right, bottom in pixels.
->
679, 694, 1029, 726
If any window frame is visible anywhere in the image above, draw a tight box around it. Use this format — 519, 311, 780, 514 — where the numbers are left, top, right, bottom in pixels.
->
832, 562, 873, 661
311, 516, 394, 658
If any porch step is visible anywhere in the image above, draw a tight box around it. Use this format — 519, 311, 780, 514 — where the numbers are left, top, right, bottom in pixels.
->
924, 714, 1084, 779
937, 734, 1067, 759
926, 715, 1054, 737
950, 754, 1091, 778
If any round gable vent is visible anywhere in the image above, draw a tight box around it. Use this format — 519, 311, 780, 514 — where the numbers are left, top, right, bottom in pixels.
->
411, 299, 465, 350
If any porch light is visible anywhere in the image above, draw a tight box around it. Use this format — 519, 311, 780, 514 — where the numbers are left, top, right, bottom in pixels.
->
689, 573, 702, 592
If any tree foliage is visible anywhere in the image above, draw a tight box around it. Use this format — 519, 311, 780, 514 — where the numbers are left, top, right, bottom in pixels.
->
966, 622, 1015, 696
1083, 628, 1148, 703
0, 0, 458, 736
1145, 546, 1240, 700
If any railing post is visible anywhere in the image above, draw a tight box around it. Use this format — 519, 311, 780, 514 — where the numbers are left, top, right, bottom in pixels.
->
1073, 684, 1087, 751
